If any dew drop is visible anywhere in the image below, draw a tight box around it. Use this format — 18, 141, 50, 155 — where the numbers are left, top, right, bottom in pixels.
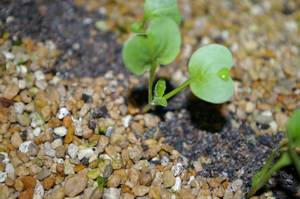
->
217, 68, 230, 81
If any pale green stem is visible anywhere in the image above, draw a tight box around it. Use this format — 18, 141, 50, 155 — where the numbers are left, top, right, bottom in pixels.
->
163, 78, 192, 100
148, 63, 158, 104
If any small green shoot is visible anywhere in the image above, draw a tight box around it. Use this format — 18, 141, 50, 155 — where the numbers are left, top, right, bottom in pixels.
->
152, 80, 167, 107
123, 0, 234, 111
96, 176, 107, 189
248, 109, 300, 197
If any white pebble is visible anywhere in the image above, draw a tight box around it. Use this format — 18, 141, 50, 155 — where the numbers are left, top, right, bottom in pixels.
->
19, 141, 33, 153
14, 102, 25, 114
122, 115, 132, 128
33, 181, 44, 199
51, 139, 63, 149
2, 51, 14, 60
34, 70, 45, 81
171, 177, 181, 192
57, 107, 69, 119
5, 163, 14, 175
33, 128, 42, 137
172, 163, 184, 177
54, 126, 67, 137
72, 117, 83, 136
0, 152, 9, 164
43, 142, 56, 157
16, 65, 28, 75
67, 144, 78, 159
77, 148, 95, 160
103, 188, 121, 199
0, 172, 7, 183
18, 79, 27, 89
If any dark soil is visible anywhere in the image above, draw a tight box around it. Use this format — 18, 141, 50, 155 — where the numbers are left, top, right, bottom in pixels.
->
0, 0, 124, 77
1, 0, 299, 197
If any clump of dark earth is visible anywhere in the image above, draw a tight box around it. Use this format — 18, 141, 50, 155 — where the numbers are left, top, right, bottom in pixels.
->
0, 0, 124, 77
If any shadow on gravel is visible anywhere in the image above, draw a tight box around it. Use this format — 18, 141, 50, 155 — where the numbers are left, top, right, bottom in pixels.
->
127, 78, 176, 117
186, 94, 227, 132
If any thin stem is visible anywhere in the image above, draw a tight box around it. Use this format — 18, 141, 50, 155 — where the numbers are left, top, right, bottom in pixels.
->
163, 78, 192, 100
148, 63, 158, 104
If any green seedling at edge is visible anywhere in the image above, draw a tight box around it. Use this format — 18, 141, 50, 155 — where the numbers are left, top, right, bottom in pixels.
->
122, 0, 234, 111
248, 109, 300, 197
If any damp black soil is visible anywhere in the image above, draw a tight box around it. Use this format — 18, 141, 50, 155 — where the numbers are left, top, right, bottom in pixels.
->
1, 0, 299, 197
0, 0, 124, 77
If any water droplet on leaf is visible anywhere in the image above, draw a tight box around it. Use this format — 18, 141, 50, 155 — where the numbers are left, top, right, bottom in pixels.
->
217, 68, 230, 81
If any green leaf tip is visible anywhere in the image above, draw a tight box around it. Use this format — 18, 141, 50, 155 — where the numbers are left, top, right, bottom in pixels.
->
122, 17, 181, 75
144, 0, 182, 24
188, 44, 234, 104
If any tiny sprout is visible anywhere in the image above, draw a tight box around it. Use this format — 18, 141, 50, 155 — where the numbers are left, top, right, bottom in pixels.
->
122, 0, 235, 111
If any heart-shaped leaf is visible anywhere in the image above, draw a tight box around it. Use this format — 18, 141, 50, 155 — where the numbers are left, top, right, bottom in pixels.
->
122, 17, 181, 75
144, 0, 181, 24
287, 109, 300, 147
188, 44, 234, 104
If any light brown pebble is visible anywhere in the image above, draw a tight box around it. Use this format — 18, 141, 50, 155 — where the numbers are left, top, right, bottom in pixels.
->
122, 193, 135, 199
44, 186, 65, 199
126, 168, 140, 188
5, 178, 14, 187
19, 189, 34, 199
20, 175, 36, 190
132, 185, 149, 197
108, 173, 122, 188
42, 175, 55, 190
0, 185, 10, 199
11, 132, 23, 148
179, 187, 196, 199
162, 170, 175, 188
14, 178, 24, 192
139, 168, 154, 186
3, 84, 19, 99
149, 186, 161, 199
64, 174, 88, 197
212, 186, 225, 198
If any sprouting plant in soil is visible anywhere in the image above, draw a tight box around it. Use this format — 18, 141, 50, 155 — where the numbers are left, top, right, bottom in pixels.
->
122, 0, 234, 111
248, 109, 300, 197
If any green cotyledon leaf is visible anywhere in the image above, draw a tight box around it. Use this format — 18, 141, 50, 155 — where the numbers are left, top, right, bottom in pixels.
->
122, 17, 181, 75
188, 44, 234, 104
144, 0, 181, 24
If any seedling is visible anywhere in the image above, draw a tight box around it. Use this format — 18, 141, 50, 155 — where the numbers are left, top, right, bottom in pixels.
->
248, 109, 300, 197
123, 0, 234, 111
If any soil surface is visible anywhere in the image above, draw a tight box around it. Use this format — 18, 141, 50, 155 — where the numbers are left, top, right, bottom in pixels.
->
0, 0, 124, 77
